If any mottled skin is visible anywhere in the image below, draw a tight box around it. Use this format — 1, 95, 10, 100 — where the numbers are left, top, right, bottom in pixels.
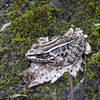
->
25, 28, 89, 67
20, 28, 91, 100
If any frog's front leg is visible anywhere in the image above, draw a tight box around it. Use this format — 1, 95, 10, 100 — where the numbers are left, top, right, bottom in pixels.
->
52, 56, 65, 67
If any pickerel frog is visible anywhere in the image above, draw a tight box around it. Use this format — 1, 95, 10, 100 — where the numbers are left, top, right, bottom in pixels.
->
20, 28, 91, 88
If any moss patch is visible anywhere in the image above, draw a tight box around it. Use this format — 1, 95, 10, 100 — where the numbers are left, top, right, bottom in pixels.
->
0, 3, 68, 97
0, 0, 100, 99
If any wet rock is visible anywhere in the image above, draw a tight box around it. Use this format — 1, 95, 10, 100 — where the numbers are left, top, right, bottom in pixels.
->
0, 0, 100, 100
74, 76, 100, 100
93, 79, 100, 95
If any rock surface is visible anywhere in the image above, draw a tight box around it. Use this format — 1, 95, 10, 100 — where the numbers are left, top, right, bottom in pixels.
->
0, 0, 100, 100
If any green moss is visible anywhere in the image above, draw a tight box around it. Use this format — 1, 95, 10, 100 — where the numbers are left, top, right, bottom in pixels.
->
34, 0, 50, 6
0, 3, 68, 97
0, 0, 100, 99
88, 52, 100, 65
71, 0, 100, 31
1, 4, 67, 51
12, 37, 26, 43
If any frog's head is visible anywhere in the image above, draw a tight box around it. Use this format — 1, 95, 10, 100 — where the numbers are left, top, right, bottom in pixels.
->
25, 44, 38, 61
25, 37, 49, 61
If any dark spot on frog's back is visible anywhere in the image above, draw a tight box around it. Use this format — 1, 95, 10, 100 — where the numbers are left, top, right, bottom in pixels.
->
36, 53, 52, 59
67, 53, 76, 63
62, 46, 66, 52
43, 53, 52, 59
35, 54, 44, 59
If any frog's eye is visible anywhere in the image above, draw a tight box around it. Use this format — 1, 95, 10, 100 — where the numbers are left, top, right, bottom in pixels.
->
32, 44, 38, 49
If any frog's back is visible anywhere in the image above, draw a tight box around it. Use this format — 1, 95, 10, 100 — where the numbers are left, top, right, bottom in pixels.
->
25, 28, 86, 64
